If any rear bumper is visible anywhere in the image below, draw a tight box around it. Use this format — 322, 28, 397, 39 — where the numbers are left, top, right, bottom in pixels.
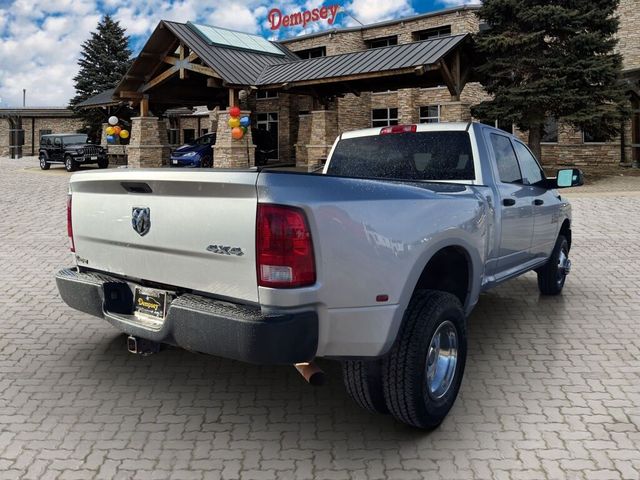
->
55, 268, 318, 364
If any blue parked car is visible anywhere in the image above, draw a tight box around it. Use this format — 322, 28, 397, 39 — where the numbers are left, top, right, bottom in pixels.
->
170, 133, 216, 168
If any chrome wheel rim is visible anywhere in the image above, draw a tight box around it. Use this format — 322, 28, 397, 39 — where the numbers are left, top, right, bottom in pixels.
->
426, 320, 458, 399
557, 249, 569, 286
39, 156, 45, 167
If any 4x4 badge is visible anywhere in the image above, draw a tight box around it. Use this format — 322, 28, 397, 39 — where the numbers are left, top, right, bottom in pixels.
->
132, 207, 151, 236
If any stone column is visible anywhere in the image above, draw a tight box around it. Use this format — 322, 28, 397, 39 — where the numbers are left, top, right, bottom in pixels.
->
306, 109, 338, 172
100, 123, 109, 147
126, 116, 170, 168
213, 109, 255, 168
295, 114, 312, 168
440, 102, 473, 122
398, 88, 419, 124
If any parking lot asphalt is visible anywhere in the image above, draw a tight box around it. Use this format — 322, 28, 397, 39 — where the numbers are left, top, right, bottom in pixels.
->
1, 157, 639, 480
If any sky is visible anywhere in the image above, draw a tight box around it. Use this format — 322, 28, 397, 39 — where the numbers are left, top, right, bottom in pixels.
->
0, 0, 479, 107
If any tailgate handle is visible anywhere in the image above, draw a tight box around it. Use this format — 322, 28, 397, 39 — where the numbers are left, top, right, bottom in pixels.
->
121, 182, 153, 194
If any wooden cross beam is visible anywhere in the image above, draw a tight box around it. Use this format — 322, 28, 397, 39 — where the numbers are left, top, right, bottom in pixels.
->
438, 52, 464, 101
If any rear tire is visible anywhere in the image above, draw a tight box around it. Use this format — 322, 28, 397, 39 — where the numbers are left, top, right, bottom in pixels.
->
537, 234, 569, 295
39, 154, 50, 170
342, 359, 388, 414
382, 290, 467, 429
64, 155, 77, 172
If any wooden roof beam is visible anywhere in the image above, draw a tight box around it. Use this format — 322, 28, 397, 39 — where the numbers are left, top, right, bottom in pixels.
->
141, 65, 178, 92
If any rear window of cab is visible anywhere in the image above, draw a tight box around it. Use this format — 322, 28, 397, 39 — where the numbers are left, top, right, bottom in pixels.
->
327, 131, 474, 181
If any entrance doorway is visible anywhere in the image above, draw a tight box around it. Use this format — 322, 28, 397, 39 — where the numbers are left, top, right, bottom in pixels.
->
256, 112, 279, 162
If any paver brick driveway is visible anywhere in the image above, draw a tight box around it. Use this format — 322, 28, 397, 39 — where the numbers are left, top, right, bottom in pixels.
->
1, 157, 639, 480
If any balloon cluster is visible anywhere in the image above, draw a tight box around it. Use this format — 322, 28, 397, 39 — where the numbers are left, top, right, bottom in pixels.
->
105, 116, 130, 144
227, 106, 250, 140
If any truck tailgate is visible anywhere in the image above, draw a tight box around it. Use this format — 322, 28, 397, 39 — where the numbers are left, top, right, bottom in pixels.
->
69, 169, 260, 303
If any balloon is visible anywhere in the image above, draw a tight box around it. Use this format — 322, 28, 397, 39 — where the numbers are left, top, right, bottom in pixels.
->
228, 117, 240, 128
240, 116, 250, 127
113, 126, 121, 135
105, 126, 114, 135
229, 106, 241, 118
106, 135, 116, 144
108, 116, 118, 126
231, 127, 244, 140
119, 129, 129, 139
241, 126, 247, 134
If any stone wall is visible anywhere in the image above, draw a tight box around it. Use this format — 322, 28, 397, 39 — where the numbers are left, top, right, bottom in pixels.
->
0, 116, 82, 157
282, 8, 480, 55
617, 0, 640, 71
0, 119, 9, 157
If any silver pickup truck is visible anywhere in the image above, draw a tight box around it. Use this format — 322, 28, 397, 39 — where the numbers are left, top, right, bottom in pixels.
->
56, 122, 582, 429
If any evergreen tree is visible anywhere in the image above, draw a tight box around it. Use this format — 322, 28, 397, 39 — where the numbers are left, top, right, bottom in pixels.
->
471, 0, 628, 160
70, 15, 133, 140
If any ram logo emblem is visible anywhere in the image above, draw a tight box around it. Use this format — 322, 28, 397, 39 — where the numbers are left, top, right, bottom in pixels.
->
131, 207, 151, 236
206, 244, 244, 256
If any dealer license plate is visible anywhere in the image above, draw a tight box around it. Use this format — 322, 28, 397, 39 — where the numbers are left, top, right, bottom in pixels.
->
91, 155, 98, 160
134, 287, 167, 320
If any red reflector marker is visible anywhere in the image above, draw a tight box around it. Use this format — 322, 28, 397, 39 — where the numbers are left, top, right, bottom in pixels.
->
257, 204, 316, 288
376, 295, 389, 302
380, 124, 417, 135
67, 194, 75, 253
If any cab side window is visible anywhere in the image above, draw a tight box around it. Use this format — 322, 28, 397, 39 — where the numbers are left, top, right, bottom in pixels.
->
53, 137, 61, 146
490, 133, 522, 183
513, 141, 545, 186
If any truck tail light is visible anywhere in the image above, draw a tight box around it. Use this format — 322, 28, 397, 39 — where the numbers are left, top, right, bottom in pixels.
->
256, 204, 316, 288
380, 124, 417, 135
67, 194, 75, 252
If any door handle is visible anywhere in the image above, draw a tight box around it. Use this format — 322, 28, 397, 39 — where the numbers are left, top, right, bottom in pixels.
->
503, 198, 516, 206
533, 199, 544, 206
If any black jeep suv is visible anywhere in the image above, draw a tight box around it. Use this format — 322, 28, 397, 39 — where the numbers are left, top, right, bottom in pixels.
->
39, 134, 108, 172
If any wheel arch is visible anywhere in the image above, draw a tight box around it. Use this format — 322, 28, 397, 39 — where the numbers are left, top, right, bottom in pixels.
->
559, 218, 571, 250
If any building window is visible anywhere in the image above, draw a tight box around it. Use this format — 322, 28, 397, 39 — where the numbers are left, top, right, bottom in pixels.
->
419, 105, 440, 123
257, 112, 279, 160
583, 126, 608, 143
257, 90, 279, 99
295, 46, 326, 59
367, 36, 398, 49
542, 117, 558, 143
414, 25, 452, 41
183, 129, 195, 144
371, 108, 399, 127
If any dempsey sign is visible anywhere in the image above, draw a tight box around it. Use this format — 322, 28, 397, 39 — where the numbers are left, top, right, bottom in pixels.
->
267, 4, 341, 31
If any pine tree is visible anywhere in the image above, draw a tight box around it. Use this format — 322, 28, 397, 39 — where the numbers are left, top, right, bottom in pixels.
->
471, 0, 629, 160
70, 15, 133, 140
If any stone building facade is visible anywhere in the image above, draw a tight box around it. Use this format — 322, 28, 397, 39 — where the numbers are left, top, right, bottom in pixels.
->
0, 109, 83, 157
249, 4, 639, 168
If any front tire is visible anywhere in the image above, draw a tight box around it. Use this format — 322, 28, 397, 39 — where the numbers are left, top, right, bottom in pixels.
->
200, 156, 212, 168
97, 158, 109, 169
64, 155, 77, 172
39, 154, 50, 170
382, 290, 467, 429
342, 359, 388, 414
537, 234, 570, 295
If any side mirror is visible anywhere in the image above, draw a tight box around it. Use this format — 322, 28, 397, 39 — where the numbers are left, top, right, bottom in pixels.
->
555, 168, 583, 188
